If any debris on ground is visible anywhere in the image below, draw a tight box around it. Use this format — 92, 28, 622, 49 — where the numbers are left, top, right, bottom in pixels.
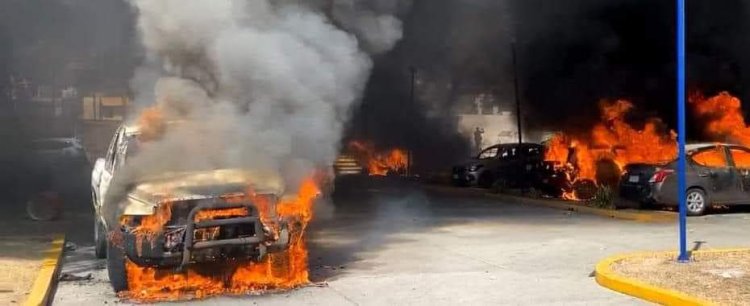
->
64, 242, 77, 251
309, 282, 329, 288
59, 273, 92, 282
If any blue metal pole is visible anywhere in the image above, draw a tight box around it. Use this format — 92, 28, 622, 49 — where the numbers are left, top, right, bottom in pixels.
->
676, 0, 689, 262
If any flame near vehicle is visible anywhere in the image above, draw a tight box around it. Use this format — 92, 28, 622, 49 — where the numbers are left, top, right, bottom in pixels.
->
690, 91, 750, 147
347, 141, 409, 176
544, 99, 678, 199
544, 91, 750, 200
120, 178, 319, 302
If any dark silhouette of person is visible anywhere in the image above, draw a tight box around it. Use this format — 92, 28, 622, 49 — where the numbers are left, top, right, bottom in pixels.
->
474, 127, 485, 152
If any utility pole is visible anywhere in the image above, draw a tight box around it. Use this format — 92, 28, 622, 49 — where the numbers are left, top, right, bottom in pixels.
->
675, 0, 689, 262
512, 42, 523, 144
408, 66, 416, 177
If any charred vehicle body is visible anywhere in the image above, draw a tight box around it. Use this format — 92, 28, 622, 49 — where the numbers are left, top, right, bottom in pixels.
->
91, 125, 291, 292
531, 145, 598, 200
619, 143, 750, 215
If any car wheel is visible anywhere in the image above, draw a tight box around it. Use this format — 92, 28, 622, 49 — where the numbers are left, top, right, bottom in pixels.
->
94, 219, 107, 259
106, 239, 129, 293
686, 188, 708, 216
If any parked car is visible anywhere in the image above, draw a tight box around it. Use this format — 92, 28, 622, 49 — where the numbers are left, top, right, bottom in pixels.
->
30, 137, 87, 166
92, 125, 292, 292
618, 163, 665, 208
634, 143, 750, 216
27, 137, 90, 210
452, 143, 545, 188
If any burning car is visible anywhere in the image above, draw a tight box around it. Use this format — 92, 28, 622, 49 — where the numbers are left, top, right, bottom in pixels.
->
91, 125, 293, 293
627, 143, 750, 216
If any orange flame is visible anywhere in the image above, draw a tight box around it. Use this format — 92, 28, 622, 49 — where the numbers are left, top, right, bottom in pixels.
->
544, 91, 750, 200
348, 141, 408, 176
544, 99, 677, 192
120, 177, 320, 302
689, 91, 750, 146
136, 106, 167, 142
691, 146, 727, 168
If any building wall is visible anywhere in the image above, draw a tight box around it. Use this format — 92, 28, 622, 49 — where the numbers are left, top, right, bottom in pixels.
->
458, 113, 520, 151
81, 94, 129, 121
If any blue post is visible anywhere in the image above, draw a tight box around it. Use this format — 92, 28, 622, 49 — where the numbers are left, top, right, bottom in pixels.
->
676, 0, 689, 262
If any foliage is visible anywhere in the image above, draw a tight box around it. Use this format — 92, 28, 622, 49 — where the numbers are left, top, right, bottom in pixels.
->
590, 185, 615, 209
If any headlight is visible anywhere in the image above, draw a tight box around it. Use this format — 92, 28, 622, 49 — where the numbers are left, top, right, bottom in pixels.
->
468, 165, 483, 172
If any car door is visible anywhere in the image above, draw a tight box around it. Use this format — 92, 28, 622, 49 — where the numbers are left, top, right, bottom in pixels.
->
478, 145, 501, 170
520, 145, 543, 187
96, 129, 123, 210
727, 146, 750, 204
689, 145, 740, 203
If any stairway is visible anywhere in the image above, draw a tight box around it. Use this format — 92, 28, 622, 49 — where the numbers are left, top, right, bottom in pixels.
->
334, 154, 363, 175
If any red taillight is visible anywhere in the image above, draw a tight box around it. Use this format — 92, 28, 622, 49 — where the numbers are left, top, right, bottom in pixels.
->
649, 169, 674, 183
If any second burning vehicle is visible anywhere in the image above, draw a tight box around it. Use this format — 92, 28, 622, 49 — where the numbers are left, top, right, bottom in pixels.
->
620, 143, 750, 215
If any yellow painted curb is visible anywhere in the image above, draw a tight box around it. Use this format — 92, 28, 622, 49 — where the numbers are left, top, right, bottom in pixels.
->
24, 234, 65, 306
485, 192, 676, 223
595, 248, 750, 305
423, 185, 676, 223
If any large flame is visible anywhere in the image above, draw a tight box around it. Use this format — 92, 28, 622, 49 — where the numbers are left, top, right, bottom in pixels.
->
689, 91, 750, 146
347, 141, 408, 176
544, 99, 678, 197
120, 177, 319, 302
540, 91, 750, 201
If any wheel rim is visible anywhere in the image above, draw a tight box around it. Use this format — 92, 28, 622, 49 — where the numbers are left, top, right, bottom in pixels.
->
687, 191, 705, 212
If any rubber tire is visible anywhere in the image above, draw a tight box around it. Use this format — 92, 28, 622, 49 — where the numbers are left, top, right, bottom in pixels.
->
106, 239, 129, 293
94, 219, 107, 259
686, 188, 708, 216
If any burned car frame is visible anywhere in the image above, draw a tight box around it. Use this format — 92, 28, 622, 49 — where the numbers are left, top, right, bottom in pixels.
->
91, 125, 291, 292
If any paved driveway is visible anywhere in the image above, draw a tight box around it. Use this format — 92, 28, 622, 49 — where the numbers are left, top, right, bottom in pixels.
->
53, 185, 750, 305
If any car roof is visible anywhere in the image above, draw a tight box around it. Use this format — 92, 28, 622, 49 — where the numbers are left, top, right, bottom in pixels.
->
488, 143, 542, 148
685, 143, 739, 151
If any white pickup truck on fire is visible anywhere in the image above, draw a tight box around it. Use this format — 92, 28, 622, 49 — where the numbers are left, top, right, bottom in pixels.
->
91, 124, 291, 292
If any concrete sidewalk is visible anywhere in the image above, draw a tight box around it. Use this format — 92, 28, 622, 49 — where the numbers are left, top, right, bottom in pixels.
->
0, 230, 55, 305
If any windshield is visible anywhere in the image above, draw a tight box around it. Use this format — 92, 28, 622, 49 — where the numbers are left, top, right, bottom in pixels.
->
477, 147, 498, 159
125, 135, 140, 158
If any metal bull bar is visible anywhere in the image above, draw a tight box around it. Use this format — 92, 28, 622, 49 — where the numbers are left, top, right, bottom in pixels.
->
181, 201, 264, 267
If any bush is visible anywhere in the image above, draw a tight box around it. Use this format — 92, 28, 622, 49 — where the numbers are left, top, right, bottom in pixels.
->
590, 185, 615, 209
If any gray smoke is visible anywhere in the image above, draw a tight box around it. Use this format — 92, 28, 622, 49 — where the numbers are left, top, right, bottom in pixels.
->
122, 0, 408, 191
329, 0, 412, 54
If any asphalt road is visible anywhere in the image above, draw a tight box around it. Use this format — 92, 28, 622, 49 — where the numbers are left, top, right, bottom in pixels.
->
52, 182, 750, 305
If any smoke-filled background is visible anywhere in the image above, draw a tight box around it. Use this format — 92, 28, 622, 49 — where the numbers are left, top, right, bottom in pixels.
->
3, 0, 750, 200
119, 0, 412, 193
351, 0, 750, 168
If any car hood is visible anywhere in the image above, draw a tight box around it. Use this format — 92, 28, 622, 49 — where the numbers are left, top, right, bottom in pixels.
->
455, 158, 483, 169
121, 169, 285, 215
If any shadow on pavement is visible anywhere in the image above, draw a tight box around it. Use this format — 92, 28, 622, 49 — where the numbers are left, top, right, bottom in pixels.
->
305, 175, 587, 283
